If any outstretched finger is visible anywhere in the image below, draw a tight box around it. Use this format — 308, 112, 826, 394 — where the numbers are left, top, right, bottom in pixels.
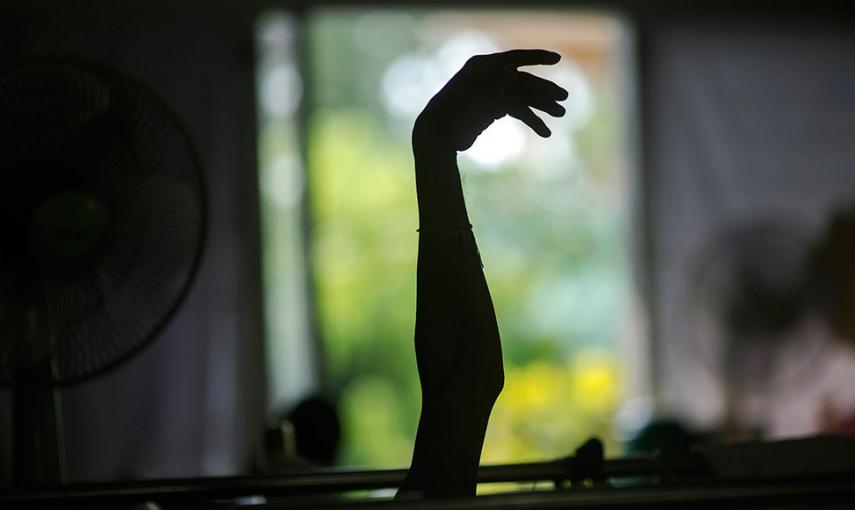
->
508, 104, 551, 137
515, 71, 569, 101
487, 49, 561, 68
509, 93, 565, 117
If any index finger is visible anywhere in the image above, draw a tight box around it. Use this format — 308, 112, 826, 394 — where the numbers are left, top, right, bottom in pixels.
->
487, 49, 561, 68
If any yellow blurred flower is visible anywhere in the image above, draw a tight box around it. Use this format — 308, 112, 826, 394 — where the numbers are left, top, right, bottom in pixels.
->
571, 348, 619, 413
482, 351, 621, 464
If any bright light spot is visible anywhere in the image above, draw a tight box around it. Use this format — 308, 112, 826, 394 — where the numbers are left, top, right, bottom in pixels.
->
380, 54, 443, 119
540, 61, 594, 131
262, 64, 302, 118
380, 30, 500, 122
462, 117, 526, 169
523, 133, 578, 181
257, 14, 293, 47
264, 153, 303, 209
234, 495, 268, 506
434, 30, 501, 76
516, 61, 594, 180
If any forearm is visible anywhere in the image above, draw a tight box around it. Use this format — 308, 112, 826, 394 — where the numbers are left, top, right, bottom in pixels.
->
412, 121, 470, 231
401, 124, 504, 499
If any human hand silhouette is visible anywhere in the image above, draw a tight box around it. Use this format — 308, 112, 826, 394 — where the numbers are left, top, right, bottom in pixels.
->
403, 49, 568, 499
414, 49, 569, 152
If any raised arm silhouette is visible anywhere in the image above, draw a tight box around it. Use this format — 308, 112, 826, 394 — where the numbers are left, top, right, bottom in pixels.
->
397, 49, 568, 499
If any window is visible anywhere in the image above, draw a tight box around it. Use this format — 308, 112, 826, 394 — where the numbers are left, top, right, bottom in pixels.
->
257, 8, 637, 468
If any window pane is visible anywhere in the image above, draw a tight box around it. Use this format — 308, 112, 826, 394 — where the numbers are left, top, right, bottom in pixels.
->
307, 9, 634, 468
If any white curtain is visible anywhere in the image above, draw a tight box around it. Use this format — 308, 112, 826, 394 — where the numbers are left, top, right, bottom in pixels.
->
648, 22, 855, 435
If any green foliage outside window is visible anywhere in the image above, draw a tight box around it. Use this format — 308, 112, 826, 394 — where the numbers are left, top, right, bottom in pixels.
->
308, 10, 630, 467
259, 9, 632, 470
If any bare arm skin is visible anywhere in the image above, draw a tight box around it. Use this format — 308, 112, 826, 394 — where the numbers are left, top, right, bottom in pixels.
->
398, 50, 568, 499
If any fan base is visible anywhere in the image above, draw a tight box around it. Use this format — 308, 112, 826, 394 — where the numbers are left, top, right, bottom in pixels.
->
12, 377, 67, 487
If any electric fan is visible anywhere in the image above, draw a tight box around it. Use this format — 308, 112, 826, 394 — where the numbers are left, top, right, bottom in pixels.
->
0, 59, 206, 485
684, 219, 826, 436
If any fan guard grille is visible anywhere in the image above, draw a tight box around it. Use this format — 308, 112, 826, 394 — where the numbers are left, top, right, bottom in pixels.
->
0, 59, 205, 385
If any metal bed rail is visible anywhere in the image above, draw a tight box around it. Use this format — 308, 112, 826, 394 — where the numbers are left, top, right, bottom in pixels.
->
0, 454, 711, 507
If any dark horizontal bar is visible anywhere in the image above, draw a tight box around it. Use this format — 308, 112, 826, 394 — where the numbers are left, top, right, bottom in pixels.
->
0, 455, 710, 506
290, 478, 855, 510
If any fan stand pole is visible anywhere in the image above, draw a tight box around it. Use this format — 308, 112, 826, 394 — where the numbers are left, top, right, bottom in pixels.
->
12, 362, 67, 487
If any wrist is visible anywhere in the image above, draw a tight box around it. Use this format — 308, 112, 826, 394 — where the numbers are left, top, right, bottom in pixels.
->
412, 119, 470, 230
413, 113, 457, 156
